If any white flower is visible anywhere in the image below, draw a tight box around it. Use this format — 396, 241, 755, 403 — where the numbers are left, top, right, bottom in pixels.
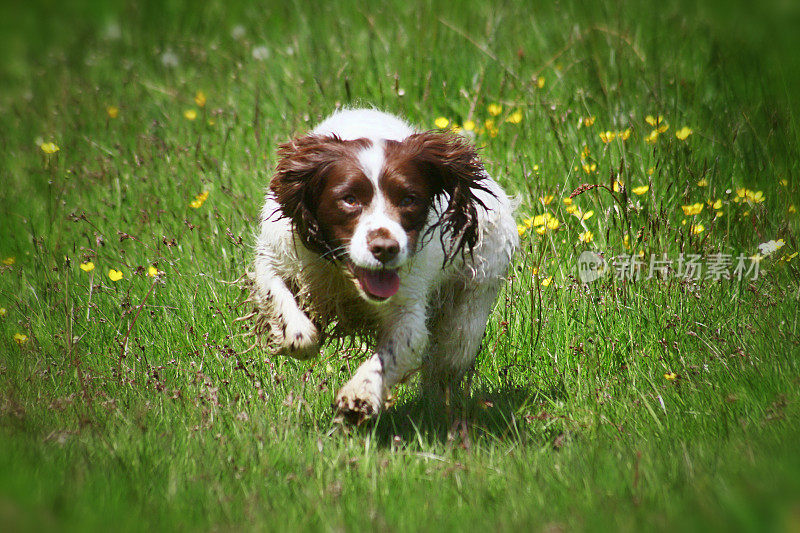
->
160, 49, 179, 68
252, 45, 270, 60
231, 25, 246, 40
757, 239, 785, 256
103, 22, 121, 41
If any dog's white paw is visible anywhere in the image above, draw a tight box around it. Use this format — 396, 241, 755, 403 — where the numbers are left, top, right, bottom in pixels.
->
278, 316, 320, 360
334, 379, 383, 425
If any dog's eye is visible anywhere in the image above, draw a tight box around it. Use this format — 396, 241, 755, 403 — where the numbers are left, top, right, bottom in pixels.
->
341, 195, 359, 207
399, 195, 417, 208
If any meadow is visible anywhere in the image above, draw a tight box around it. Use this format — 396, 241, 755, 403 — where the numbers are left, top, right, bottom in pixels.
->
1, 0, 800, 530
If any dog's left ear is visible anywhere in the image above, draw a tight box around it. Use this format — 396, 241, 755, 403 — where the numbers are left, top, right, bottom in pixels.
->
403, 130, 494, 262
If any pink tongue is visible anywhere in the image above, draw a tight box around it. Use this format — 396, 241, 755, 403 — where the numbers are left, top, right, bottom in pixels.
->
358, 269, 400, 299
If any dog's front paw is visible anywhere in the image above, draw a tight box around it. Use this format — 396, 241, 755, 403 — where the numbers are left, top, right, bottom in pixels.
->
278, 316, 320, 360
333, 380, 383, 425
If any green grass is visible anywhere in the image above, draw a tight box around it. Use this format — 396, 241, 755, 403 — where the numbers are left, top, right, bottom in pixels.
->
1, 0, 800, 530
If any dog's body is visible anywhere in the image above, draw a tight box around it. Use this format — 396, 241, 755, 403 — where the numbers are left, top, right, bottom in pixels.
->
252, 109, 517, 422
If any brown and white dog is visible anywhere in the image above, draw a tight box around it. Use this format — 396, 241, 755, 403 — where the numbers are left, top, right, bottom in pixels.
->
251, 109, 517, 422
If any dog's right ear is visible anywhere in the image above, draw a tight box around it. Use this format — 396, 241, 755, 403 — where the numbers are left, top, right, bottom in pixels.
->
270, 134, 342, 255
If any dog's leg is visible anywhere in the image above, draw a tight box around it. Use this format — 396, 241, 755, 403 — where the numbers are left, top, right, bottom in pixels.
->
334, 302, 428, 423
253, 259, 320, 360
422, 279, 501, 403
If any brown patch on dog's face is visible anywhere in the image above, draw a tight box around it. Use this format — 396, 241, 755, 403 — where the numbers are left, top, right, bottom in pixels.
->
314, 158, 375, 257
270, 135, 371, 259
380, 141, 439, 254
385, 131, 493, 263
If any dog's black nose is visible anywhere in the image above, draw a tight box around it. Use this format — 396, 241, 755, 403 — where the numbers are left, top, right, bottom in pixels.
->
368, 236, 400, 264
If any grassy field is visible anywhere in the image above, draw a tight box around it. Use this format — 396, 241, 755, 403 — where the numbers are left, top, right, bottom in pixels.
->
1, 0, 800, 530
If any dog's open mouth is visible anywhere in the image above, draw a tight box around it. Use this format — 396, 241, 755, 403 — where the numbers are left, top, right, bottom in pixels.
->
350, 265, 401, 300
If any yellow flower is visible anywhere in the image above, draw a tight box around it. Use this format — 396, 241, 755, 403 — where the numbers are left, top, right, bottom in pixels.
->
691, 223, 704, 235
618, 128, 631, 141
108, 269, 123, 282
531, 214, 547, 227
184, 109, 198, 121
487, 104, 502, 116
581, 210, 594, 221
40, 142, 60, 154
786, 252, 798, 261
565, 204, 577, 215
579, 231, 594, 243
13, 333, 28, 345
190, 190, 210, 209
147, 265, 160, 277
747, 190, 764, 203
194, 91, 207, 107
434, 117, 449, 129
582, 162, 597, 174
463, 120, 476, 131
645, 115, 663, 127
708, 199, 722, 210
535, 226, 547, 235
697, 178, 708, 187
790, 205, 797, 213
517, 224, 527, 236
450, 124, 463, 134
583, 116, 596, 127
681, 203, 704, 216
734, 188, 765, 204
612, 180, 624, 192
623, 234, 631, 249
2, 257, 15, 266
632, 185, 649, 195
599, 130, 616, 143
532, 164, 540, 172
482, 119, 499, 138
715, 210, 723, 219
780, 179, 788, 187
644, 130, 660, 144
79, 261, 95, 272
676, 127, 693, 140
541, 276, 553, 287
647, 166, 655, 176
664, 372, 676, 381
0, 307, 6, 317
581, 146, 590, 159
540, 195, 554, 206
107, 105, 119, 119
536, 77, 545, 89
506, 110, 523, 124
563, 197, 573, 206
644, 115, 669, 133
546, 217, 560, 230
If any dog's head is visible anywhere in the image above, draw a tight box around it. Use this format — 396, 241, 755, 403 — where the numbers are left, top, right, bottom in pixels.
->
269, 130, 491, 302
